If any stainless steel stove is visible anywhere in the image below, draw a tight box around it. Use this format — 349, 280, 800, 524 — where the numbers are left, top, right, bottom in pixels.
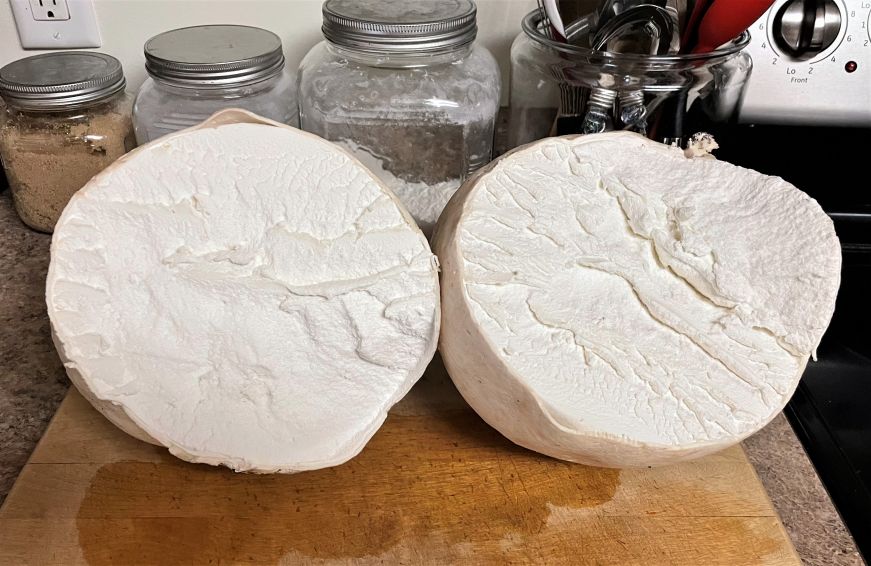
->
740, 0, 871, 127
719, 2, 871, 556
721, 84, 871, 566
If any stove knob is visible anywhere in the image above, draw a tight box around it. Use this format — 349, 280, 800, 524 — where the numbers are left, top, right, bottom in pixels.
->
773, 0, 842, 60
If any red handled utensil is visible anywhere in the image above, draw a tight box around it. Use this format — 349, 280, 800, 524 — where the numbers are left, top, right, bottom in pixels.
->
679, 0, 713, 52
689, 0, 776, 53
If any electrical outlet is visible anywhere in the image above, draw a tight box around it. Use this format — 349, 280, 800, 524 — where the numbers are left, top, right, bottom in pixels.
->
29, 0, 70, 21
9, 0, 101, 48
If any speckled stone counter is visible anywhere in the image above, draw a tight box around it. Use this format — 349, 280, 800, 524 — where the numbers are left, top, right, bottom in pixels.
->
0, 190, 67, 500
0, 188, 862, 565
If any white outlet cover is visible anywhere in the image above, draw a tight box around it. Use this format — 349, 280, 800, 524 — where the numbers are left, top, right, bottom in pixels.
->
9, 0, 101, 49
30, 0, 70, 21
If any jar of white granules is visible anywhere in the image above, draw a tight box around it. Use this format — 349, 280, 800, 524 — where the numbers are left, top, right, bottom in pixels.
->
299, 0, 501, 235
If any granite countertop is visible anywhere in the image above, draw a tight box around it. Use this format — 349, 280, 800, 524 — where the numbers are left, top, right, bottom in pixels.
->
0, 188, 862, 565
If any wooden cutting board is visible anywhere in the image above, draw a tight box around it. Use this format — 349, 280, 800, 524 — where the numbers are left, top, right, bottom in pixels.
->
0, 360, 799, 565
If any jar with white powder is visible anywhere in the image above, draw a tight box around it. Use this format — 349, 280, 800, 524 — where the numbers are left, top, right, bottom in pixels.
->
133, 25, 298, 144
299, 0, 501, 235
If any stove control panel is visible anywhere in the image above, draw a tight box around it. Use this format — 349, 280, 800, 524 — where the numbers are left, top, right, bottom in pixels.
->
739, 0, 871, 126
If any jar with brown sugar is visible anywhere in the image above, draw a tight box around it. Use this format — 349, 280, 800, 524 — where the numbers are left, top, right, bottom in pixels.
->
0, 52, 134, 232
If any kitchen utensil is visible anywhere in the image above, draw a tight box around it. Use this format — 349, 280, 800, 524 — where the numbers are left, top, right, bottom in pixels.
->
584, 4, 676, 135
595, 0, 641, 33
591, 4, 676, 53
537, 4, 598, 45
544, 0, 654, 46
557, 0, 592, 29
668, 0, 689, 34
595, 0, 627, 30
619, 90, 649, 134
690, 0, 776, 53
652, 90, 689, 145
595, 0, 671, 31
535, 1, 552, 38
679, 0, 713, 52
664, 0, 686, 51
580, 88, 617, 133
544, 0, 679, 48
563, 14, 597, 44
537, 0, 567, 40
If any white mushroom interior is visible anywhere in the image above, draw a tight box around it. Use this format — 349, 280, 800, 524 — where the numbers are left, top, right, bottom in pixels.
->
455, 135, 839, 447
47, 120, 440, 472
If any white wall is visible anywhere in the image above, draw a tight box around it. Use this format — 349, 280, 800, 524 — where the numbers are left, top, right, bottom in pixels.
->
0, 0, 538, 104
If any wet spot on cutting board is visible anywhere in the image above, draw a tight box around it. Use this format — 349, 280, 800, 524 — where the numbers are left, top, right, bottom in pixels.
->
76, 408, 621, 564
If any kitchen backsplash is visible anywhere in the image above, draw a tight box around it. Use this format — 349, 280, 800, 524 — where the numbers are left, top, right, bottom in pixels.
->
0, 0, 542, 105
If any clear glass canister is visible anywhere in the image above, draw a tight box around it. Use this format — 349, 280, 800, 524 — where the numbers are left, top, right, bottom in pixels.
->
0, 52, 134, 233
134, 25, 298, 144
509, 10, 752, 149
299, 0, 501, 235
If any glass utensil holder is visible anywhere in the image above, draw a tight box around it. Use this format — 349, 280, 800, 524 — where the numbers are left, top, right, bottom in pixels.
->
509, 10, 752, 149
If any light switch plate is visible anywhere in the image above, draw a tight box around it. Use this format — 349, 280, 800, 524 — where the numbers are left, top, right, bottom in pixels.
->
9, 0, 101, 49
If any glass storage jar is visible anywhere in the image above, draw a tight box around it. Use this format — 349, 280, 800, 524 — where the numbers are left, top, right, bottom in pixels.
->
298, 0, 501, 235
0, 52, 134, 233
134, 25, 298, 144
508, 9, 752, 149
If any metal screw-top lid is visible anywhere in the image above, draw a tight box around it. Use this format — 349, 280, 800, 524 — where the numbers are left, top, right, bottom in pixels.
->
322, 0, 478, 54
144, 25, 285, 88
0, 52, 126, 111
